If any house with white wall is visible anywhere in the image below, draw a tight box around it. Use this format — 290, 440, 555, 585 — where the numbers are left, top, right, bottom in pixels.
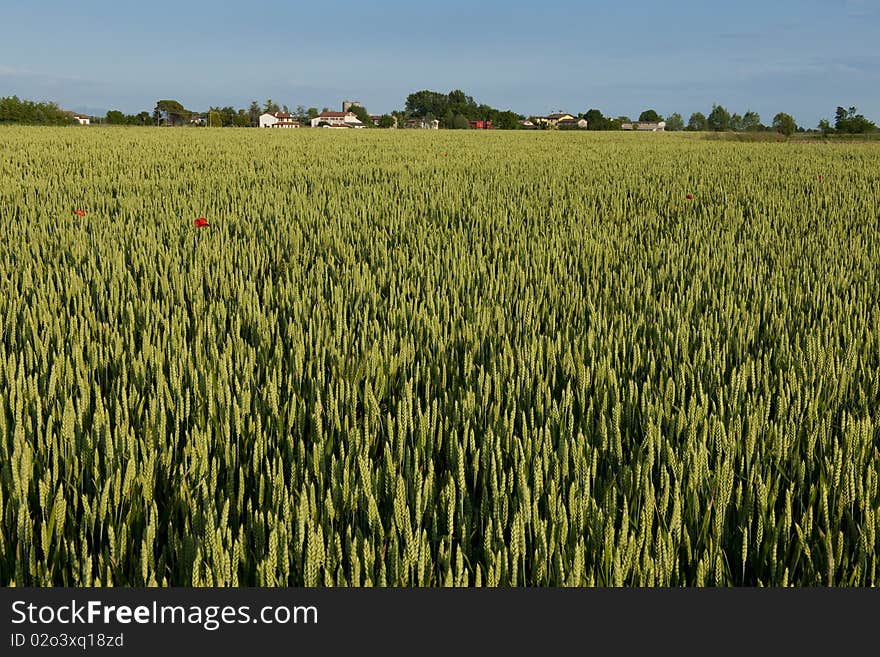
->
259, 112, 300, 128
310, 111, 364, 128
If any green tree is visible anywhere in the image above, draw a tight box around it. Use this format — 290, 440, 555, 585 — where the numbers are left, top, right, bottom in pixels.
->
234, 109, 250, 127
834, 105, 876, 133
451, 114, 470, 129
729, 113, 744, 132
263, 99, 280, 114
494, 110, 521, 130
377, 114, 396, 128
406, 90, 449, 117
665, 113, 684, 131
772, 112, 797, 136
639, 109, 662, 122
248, 101, 261, 127
584, 109, 609, 130
0, 96, 76, 125
742, 110, 762, 131
687, 112, 707, 131
208, 111, 222, 127
307, 107, 319, 121
446, 89, 474, 113
105, 110, 126, 124
349, 104, 374, 127
293, 105, 309, 124
818, 119, 834, 135
707, 104, 730, 131
154, 100, 190, 126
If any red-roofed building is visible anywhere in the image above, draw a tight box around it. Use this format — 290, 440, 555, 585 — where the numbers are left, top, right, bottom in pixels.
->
310, 110, 365, 128
259, 112, 301, 128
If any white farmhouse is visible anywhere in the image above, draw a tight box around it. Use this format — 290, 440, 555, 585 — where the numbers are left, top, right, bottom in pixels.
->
310, 111, 365, 128
259, 112, 301, 128
73, 115, 90, 125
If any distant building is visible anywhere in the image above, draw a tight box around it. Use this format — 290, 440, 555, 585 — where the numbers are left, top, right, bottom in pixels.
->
518, 119, 538, 130
310, 111, 364, 128
621, 121, 666, 132
557, 118, 589, 130
403, 117, 439, 129
259, 112, 301, 128
342, 100, 362, 113
530, 112, 576, 127
470, 120, 493, 129
72, 114, 90, 125
370, 114, 398, 127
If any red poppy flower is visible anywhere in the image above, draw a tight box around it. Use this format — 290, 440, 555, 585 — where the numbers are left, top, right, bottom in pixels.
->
686, 194, 694, 200
194, 217, 209, 228
74, 209, 86, 216
817, 175, 823, 180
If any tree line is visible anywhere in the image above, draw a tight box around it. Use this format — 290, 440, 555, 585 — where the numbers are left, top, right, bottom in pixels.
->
402, 89, 522, 129
0, 96, 79, 125
2, 93, 876, 135
577, 104, 876, 136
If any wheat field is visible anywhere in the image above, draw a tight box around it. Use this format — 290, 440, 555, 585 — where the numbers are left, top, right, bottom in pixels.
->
1, 127, 878, 586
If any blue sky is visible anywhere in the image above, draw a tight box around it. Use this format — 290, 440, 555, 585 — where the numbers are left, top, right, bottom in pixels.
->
1, 0, 877, 126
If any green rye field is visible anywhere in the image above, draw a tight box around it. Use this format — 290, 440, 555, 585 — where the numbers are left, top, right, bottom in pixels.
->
1, 127, 879, 586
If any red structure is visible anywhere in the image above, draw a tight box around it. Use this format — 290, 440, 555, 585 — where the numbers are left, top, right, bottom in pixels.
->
469, 120, 493, 129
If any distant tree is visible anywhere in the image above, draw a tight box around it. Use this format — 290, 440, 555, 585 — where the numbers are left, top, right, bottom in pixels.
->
234, 109, 250, 127
707, 104, 731, 131
248, 101, 261, 127
834, 105, 876, 133
772, 112, 797, 136
446, 89, 475, 114
0, 96, 76, 125
154, 100, 189, 126
208, 111, 222, 127
818, 119, 834, 135
583, 109, 625, 130
377, 114, 396, 128
406, 90, 449, 117
729, 113, 744, 132
349, 104, 373, 127
639, 109, 662, 122
451, 114, 470, 129
742, 110, 762, 131
687, 112, 708, 131
584, 109, 607, 130
293, 105, 308, 124
263, 99, 280, 114
105, 110, 126, 124
136, 111, 151, 125
665, 112, 684, 131
307, 107, 319, 121
494, 110, 521, 130
392, 110, 407, 127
